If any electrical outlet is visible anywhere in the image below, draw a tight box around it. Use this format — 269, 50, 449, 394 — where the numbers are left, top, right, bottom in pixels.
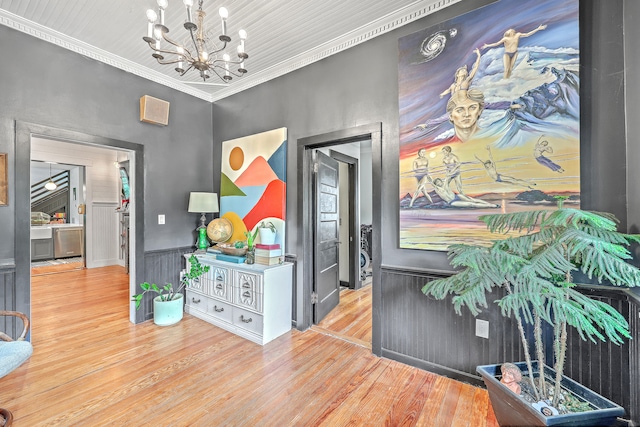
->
158, 214, 165, 225
476, 319, 489, 339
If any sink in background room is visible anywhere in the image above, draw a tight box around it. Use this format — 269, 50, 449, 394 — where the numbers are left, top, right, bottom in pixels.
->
31, 226, 52, 240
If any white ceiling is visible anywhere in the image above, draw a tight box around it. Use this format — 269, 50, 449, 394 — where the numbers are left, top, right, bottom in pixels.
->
0, 0, 459, 102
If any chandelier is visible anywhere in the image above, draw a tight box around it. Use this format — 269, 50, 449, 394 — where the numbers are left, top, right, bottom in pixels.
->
143, 0, 248, 83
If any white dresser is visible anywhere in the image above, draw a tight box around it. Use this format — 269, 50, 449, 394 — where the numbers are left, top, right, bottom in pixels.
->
184, 254, 293, 345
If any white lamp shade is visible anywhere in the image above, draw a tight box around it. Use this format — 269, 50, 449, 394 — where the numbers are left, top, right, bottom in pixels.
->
188, 192, 219, 213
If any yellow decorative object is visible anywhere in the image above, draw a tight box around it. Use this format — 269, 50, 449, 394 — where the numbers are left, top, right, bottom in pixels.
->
222, 211, 249, 243
206, 217, 233, 243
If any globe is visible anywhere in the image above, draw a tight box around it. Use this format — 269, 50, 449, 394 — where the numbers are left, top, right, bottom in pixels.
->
207, 218, 233, 243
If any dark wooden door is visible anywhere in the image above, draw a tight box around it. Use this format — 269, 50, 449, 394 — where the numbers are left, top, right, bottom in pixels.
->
313, 151, 340, 323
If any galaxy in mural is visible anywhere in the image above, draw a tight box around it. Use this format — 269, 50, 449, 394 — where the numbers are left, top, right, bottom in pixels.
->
398, 0, 580, 251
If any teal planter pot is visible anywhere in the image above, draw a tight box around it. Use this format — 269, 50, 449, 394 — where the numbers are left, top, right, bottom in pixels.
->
153, 293, 184, 326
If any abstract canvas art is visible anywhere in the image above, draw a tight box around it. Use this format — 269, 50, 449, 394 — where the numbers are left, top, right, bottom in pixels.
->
398, 0, 580, 251
220, 128, 287, 251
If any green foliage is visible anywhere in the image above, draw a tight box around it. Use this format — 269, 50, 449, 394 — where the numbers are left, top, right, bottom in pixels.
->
244, 221, 277, 249
132, 255, 210, 310
244, 229, 258, 249
422, 198, 640, 405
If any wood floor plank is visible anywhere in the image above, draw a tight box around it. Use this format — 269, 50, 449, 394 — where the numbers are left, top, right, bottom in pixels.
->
0, 265, 497, 426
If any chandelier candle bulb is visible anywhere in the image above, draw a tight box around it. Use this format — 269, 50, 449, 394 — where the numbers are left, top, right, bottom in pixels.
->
145, 9, 157, 41
157, 0, 168, 26
219, 7, 228, 38
184, 0, 193, 23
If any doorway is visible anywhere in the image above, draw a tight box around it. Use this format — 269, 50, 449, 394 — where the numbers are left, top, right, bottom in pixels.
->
30, 160, 87, 275
14, 121, 146, 325
296, 123, 382, 355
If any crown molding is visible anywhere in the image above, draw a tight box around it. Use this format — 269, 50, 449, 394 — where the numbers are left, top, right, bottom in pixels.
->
209, 0, 460, 102
0, 9, 212, 102
0, 0, 459, 104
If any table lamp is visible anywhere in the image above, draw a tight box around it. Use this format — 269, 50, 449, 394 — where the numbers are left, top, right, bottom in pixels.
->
188, 192, 219, 252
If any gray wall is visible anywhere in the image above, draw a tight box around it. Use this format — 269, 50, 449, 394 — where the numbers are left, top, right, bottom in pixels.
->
0, 0, 637, 416
211, 0, 639, 419
625, 1, 640, 235
212, 0, 630, 279
0, 23, 214, 260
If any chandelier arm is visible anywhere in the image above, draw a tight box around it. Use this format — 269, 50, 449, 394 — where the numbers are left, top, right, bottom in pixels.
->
161, 33, 186, 50
208, 67, 232, 83
205, 41, 228, 57
211, 64, 245, 78
178, 64, 195, 77
156, 57, 184, 66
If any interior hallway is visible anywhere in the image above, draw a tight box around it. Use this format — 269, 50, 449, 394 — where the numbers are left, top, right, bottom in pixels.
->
1, 266, 498, 426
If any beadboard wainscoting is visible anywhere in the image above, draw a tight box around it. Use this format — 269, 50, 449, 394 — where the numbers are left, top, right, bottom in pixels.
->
379, 265, 640, 421
0, 264, 20, 338
88, 202, 119, 267
141, 246, 195, 321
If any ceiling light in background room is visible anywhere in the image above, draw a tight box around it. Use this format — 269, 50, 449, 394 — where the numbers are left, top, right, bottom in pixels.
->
143, 0, 248, 83
44, 163, 57, 191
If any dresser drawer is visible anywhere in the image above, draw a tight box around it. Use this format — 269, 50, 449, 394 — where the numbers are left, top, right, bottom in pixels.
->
207, 299, 233, 324
232, 307, 264, 335
234, 270, 263, 294
233, 285, 263, 312
186, 274, 206, 293
186, 290, 207, 313
209, 280, 232, 302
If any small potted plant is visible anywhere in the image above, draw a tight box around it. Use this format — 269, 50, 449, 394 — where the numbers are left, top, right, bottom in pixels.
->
257, 221, 277, 245
244, 229, 258, 264
132, 254, 210, 326
421, 196, 640, 426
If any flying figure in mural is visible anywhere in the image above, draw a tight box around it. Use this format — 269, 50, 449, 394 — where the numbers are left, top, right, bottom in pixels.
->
482, 24, 547, 78
442, 146, 464, 194
534, 135, 564, 172
475, 146, 536, 190
431, 177, 498, 209
410, 148, 433, 207
440, 48, 482, 99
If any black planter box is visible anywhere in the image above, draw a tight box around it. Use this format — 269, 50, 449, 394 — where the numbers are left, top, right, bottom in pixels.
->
477, 361, 625, 427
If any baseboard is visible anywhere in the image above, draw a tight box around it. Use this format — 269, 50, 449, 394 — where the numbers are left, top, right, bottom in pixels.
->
381, 348, 485, 388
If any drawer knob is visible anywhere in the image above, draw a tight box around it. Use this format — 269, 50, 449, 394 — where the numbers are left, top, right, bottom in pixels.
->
191, 298, 201, 303
216, 276, 223, 281
216, 283, 223, 290
242, 282, 251, 289
242, 291, 251, 298
240, 315, 252, 323
214, 305, 224, 312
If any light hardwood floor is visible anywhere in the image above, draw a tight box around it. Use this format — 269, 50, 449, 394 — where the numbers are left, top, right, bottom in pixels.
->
313, 285, 373, 348
1, 266, 498, 426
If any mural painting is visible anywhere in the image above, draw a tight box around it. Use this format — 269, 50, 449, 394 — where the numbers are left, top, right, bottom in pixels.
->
398, 0, 580, 251
220, 128, 287, 251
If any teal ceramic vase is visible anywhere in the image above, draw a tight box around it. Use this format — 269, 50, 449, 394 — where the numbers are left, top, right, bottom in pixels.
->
153, 293, 184, 326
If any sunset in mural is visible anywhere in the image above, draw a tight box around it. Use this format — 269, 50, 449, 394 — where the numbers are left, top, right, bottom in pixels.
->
220, 128, 287, 251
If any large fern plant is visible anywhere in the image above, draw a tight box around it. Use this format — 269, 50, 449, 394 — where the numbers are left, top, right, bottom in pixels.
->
422, 197, 640, 408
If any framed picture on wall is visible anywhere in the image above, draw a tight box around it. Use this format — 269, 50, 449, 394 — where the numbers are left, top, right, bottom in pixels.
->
0, 153, 7, 206
220, 128, 288, 252
397, 0, 580, 251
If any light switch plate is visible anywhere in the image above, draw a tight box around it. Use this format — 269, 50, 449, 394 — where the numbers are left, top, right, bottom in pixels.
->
476, 319, 489, 339
158, 214, 165, 225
